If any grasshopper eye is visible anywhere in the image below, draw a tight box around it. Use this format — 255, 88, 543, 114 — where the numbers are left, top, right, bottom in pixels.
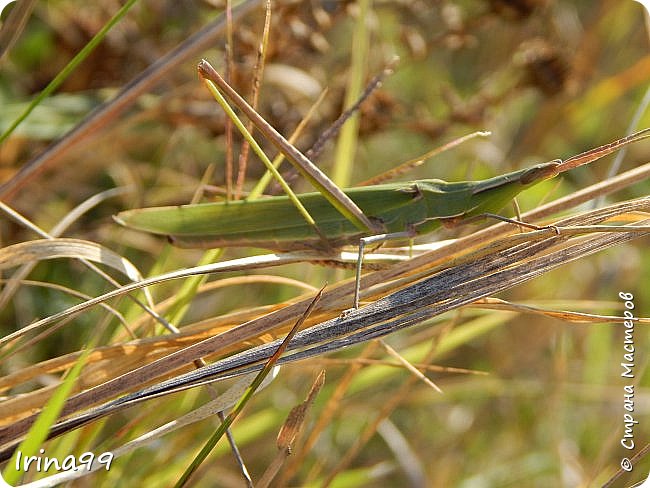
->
520, 160, 561, 185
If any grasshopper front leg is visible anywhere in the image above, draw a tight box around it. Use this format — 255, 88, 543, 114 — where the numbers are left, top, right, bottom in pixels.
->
353, 228, 417, 309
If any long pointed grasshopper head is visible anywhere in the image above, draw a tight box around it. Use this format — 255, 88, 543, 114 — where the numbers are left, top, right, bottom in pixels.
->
461, 160, 562, 218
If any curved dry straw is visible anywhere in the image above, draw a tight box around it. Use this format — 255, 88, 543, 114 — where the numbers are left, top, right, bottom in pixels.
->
0, 195, 648, 457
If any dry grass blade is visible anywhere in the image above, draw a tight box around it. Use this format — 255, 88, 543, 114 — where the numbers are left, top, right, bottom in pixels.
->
358, 130, 491, 186
257, 370, 326, 488
234, 0, 272, 199
0, 0, 37, 62
312, 358, 487, 375
0, 280, 133, 363
0, 249, 405, 348
0, 187, 131, 310
5, 369, 280, 487
197, 59, 378, 233
173, 286, 323, 488
468, 297, 650, 324
0, 197, 168, 336
378, 340, 443, 393
0, 238, 148, 346
0, 238, 142, 279
0, 197, 647, 457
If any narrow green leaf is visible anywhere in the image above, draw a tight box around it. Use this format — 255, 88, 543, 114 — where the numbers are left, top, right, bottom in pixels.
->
0, 0, 141, 144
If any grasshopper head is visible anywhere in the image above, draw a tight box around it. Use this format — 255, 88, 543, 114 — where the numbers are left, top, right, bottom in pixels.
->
463, 159, 564, 218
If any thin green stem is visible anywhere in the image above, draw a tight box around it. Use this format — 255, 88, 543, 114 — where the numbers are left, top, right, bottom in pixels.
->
0, 0, 141, 144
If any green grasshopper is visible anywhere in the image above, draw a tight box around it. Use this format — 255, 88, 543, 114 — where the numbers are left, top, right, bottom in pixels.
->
115, 160, 564, 251
116, 127, 650, 306
115, 61, 650, 308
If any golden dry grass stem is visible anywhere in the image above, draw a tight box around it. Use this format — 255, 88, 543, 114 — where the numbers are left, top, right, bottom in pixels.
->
357, 130, 492, 186
310, 358, 488, 376
234, 0, 272, 200
378, 339, 443, 393
191, 163, 216, 205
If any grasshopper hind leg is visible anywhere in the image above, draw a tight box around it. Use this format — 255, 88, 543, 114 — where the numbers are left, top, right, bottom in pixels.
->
466, 212, 560, 234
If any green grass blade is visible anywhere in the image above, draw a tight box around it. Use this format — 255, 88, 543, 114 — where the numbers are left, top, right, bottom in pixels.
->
201, 77, 318, 228
0, 0, 141, 144
331, 0, 371, 187
198, 60, 376, 232
2, 349, 91, 484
